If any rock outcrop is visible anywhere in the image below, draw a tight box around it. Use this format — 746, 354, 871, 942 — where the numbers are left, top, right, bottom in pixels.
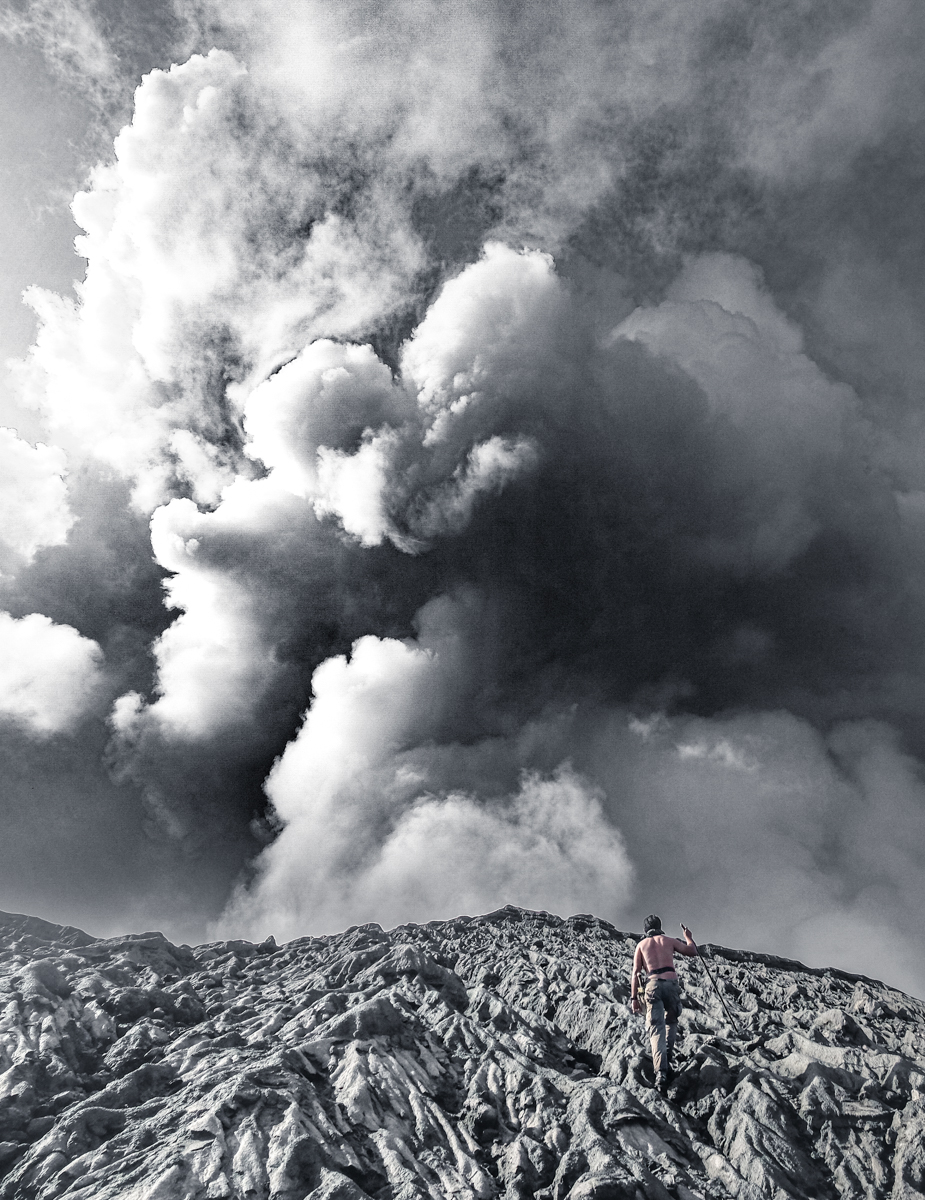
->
0, 905, 921, 1199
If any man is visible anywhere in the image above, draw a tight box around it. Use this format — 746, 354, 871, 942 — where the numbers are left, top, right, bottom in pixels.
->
630, 914, 698, 1093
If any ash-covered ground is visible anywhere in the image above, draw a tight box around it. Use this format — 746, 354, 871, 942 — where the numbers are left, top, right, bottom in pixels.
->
0, 905, 921, 1199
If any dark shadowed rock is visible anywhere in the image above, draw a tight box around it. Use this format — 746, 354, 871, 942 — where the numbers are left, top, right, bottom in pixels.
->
0, 906, 921, 1198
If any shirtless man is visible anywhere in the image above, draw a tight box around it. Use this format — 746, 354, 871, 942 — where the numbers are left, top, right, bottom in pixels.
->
630, 914, 698, 1093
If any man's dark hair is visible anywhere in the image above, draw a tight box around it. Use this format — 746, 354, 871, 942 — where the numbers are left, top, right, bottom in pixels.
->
643, 914, 662, 934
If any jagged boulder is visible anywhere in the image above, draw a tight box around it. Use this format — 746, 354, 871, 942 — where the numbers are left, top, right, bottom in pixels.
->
0, 904, 921, 1199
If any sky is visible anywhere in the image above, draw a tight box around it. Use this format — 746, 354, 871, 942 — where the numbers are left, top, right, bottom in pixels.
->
1, 0, 925, 998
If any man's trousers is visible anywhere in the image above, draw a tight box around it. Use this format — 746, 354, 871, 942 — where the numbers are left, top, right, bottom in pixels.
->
644, 977, 682, 1078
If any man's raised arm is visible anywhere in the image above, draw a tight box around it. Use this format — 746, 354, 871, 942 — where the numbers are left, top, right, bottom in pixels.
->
677, 924, 698, 956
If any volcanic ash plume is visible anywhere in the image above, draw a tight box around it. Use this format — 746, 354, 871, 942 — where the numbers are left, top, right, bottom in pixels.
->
5, 1, 925, 995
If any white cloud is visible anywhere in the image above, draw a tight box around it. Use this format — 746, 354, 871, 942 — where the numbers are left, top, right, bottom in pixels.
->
675, 736, 759, 773
100, 245, 570, 770
0, 611, 103, 735
113, 494, 283, 742
612, 253, 859, 572
412, 434, 541, 538
220, 597, 633, 940
262, 628, 458, 831
168, 429, 239, 509
314, 432, 400, 548
305, 245, 567, 547
0, 0, 923, 986
327, 767, 634, 934
403, 242, 567, 435
143, 568, 277, 742
241, 247, 560, 550
615, 254, 853, 446
12, 50, 425, 511
206, 0, 709, 241
585, 707, 925, 998
244, 340, 402, 498
0, 426, 73, 566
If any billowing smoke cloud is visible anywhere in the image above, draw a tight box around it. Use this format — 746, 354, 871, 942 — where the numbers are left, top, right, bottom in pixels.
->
578, 710, 925, 998
0, 427, 73, 568
223, 601, 633, 939
3, 0, 925, 995
0, 611, 102, 734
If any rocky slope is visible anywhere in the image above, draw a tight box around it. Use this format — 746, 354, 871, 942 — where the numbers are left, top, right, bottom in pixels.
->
0, 906, 921, 1200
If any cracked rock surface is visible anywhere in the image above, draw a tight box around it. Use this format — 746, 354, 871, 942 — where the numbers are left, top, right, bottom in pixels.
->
0, 905, 922, 1199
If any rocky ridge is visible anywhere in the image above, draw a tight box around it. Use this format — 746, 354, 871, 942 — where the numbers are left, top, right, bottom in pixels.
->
0, 906, 921, 1199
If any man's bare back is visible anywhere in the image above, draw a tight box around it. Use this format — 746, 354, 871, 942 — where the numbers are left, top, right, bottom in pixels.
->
631, 923, 697, 1014
636, 932, 697, 976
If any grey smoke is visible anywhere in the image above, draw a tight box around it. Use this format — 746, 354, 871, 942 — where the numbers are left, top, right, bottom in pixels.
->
0, 0, 924, 996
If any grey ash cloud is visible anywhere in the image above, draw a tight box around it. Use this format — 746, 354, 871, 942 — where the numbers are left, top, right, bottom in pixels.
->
1, 0, 925, 995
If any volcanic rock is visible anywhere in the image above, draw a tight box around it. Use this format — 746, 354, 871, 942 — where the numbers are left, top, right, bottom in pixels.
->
0, 905, 921, 1199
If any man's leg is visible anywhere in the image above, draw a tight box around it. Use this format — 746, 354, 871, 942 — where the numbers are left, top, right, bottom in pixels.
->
644, 982, 668, 1083
664, 981, 683, 1074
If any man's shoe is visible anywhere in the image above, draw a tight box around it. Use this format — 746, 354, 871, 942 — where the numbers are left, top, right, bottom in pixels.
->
656, 1072, 669, 1095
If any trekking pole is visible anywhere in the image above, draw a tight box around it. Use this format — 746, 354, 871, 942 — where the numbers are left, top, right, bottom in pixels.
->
682, 923, 743, 1037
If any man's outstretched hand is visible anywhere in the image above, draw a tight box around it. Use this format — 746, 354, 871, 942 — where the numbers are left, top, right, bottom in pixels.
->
631, 997, 641, 1015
